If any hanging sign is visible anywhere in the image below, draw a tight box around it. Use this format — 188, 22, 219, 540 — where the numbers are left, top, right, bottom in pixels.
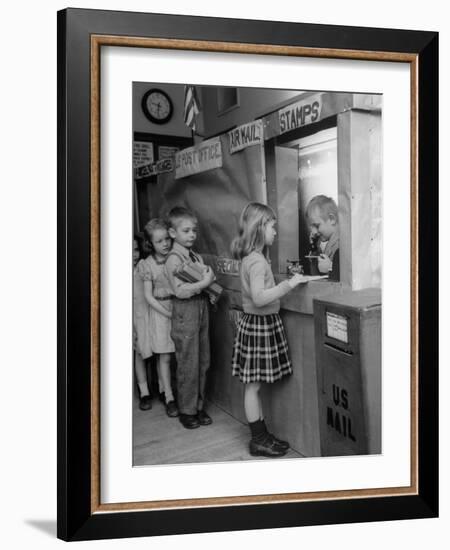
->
134, 158, 174, 180
175, 137, 222, 179
133, 141, 154, 168
158, 145, 179, 159
228, 120, 263, 154
215, 257, 240, 276
278, 94, 323, 135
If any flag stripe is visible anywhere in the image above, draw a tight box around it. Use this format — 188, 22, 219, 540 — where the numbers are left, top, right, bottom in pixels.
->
184, 85, 200, 131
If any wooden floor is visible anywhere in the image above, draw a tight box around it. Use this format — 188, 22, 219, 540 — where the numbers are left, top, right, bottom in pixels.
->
133, 397, 304, 466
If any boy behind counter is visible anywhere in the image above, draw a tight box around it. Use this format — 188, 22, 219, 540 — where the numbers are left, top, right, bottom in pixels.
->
306, 195, 340, 281
164, 206, 216, 430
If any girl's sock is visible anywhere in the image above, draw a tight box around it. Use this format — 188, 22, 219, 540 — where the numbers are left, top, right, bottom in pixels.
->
259, 418, 268, 432
164, 388, 174, 403
138, 382, 150, 397
249, 419, 266, 442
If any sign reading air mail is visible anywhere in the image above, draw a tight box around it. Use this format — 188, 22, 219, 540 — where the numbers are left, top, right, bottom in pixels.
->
278, 94, 323, 135
175, 137, 222, 179
228, 120, 263, 154
134, 158, 174, 180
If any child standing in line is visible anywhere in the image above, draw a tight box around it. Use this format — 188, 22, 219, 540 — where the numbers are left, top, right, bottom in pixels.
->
141, 219, 179, 418
165, 206, 216, 430
133, 235, 153, 411
231, 202, 306, 458
306, 195, 340, 281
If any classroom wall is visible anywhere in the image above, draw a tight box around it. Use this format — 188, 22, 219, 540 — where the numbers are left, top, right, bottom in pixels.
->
200, 86, 304, 137
134, 83, 307, 139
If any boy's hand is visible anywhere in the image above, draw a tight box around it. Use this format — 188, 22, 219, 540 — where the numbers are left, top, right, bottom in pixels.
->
288, 272, 308, 289
202, 264, 216, 279
202, 266, 215, 286
318, 254, 332, 273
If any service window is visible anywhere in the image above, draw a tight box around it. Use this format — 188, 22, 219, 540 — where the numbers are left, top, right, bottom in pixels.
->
297, 127, 338, 262
280, 125, 339, 279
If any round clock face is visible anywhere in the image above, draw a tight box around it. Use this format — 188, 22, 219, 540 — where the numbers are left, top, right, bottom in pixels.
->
142, 89, 173, 124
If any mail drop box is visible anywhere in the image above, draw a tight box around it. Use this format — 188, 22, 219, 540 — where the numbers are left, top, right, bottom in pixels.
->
313, 289, 381, 456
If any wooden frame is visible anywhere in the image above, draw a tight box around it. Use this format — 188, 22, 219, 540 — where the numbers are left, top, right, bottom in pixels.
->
57, 8, 438, 541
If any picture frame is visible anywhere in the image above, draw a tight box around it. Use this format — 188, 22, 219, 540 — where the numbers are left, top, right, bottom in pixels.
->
57, 7, 438, 541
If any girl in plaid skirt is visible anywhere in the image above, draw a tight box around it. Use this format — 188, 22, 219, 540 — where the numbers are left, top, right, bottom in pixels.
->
231, 202, 306, 458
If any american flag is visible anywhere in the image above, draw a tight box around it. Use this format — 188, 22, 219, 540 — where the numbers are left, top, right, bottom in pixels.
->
183, 85, 200, 132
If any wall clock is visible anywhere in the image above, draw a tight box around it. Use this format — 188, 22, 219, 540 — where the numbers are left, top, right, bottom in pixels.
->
141, 88, 174, 124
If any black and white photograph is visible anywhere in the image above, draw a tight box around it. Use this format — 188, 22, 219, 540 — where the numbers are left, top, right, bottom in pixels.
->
132, 82, 382, 466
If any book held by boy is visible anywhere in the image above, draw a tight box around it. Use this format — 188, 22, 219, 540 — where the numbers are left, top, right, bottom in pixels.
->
174, 260, 223, 304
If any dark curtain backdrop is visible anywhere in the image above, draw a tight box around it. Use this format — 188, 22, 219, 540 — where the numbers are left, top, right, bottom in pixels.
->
148, 136, 265, 257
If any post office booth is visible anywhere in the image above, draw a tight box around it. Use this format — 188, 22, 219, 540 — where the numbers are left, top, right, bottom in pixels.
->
133, 84, 382, 457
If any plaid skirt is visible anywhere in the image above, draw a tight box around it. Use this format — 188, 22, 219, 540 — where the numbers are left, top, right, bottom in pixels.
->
231, 313, 292, 383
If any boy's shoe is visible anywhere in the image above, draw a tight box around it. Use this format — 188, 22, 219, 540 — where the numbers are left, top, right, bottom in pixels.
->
197, 410, 212, 426
268, 433, 289, 451
249, 435, 287, 458
166, 400, 179, 418
139, 395, 152, 411
179, 414, 200, 429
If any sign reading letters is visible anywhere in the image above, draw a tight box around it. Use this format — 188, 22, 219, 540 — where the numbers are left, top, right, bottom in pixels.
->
134, 158, 174, 180
215, 257, 240, 276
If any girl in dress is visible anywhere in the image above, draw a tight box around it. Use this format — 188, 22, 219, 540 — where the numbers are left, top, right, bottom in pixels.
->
141, 218, 178, 418
231, 202, 306, 457
133, 235, 153, 410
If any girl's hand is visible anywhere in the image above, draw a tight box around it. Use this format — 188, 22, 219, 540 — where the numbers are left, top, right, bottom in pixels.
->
318, 254, 332, 273
162, 305, 172, 318
288, 273, 307, 289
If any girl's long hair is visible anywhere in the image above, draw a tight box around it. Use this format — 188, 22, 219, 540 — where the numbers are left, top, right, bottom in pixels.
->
231, 202, 276, 260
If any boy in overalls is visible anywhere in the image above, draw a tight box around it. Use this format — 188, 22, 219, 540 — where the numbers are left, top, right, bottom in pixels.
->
165, 206, 216, 429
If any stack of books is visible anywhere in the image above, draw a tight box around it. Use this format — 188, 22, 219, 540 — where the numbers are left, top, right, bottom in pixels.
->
174, 260, 223, 304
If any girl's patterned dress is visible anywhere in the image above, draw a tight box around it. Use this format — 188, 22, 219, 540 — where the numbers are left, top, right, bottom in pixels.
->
141, 255, 175, 354
134, 260, 152, 359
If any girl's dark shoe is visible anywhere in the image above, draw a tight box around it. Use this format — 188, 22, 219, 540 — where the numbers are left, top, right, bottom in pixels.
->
197, 410, 212, 426
268, 433, 289, 451
139, 395, 152, 411
249, 435, 287, 458
166, 400, 179, 418
259, 419, 289, 450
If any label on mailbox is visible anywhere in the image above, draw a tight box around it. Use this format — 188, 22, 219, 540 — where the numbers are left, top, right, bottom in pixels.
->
326, 312, 348, 343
